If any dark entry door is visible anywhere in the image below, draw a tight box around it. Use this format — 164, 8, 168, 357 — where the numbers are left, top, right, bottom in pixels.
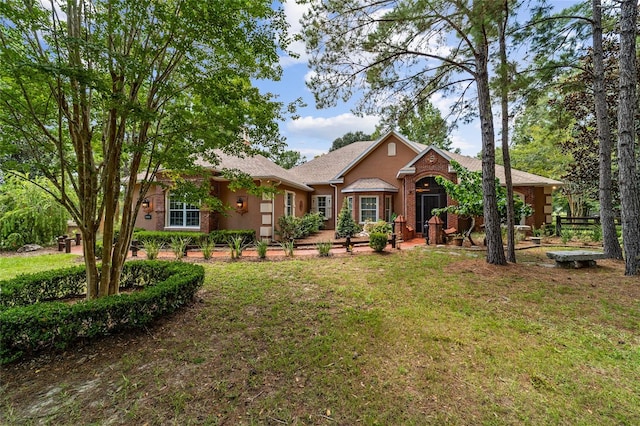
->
417, 194, 447, 233
415, 176, 447, 234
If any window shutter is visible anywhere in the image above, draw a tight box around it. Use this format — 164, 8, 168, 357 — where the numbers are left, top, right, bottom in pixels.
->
326, 195, 332, 219
311, 196, 317, 213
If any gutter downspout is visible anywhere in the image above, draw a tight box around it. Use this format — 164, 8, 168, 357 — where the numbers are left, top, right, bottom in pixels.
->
330, 183, 338, 230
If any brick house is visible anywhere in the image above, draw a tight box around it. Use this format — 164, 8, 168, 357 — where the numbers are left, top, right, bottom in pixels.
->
134, 131, 561, 240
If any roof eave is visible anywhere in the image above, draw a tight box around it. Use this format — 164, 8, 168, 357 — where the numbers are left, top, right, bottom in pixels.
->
341, 188, 399, 193
396, 167, 416, 178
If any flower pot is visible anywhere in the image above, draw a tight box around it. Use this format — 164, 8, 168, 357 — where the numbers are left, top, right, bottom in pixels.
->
453, 237, 464, 246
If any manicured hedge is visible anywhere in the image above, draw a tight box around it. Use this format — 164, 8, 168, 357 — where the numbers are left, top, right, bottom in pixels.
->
133, 229, 255, 246
0, 261, 204, 364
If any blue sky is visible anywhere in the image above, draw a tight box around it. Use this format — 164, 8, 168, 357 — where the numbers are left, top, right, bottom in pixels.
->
258, 1, 581, 160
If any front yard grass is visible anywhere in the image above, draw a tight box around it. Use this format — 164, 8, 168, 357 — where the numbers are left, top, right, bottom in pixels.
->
1, 248, 639, 425
0, 253, 79, 280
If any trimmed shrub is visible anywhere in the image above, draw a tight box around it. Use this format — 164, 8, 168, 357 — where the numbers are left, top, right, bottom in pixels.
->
363, 219, 392, 235
276, 213, 324, 241
369, 232, 388, 252
133, 230, 255, 246
0, 261, 204, 364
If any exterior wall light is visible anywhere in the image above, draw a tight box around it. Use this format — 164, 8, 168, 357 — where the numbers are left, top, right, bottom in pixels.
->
236, 196, 248, 215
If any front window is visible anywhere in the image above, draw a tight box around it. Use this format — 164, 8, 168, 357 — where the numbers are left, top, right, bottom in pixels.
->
168, 194, 200, 228
312, 195, 332, 219
384, 196, 393, 222
285, 191, 295, 216
360, 196, 378, 223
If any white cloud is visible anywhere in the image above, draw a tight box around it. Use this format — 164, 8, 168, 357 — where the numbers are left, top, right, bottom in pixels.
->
279, 1, 311, 67
286, 113, 379, 140
450, 129, 481, 157
283, 113, 379, 156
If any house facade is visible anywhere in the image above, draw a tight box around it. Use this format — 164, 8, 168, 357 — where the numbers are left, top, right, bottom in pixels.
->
134, 131, 562, 240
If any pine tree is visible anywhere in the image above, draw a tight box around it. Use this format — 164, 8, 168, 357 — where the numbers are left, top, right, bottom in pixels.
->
336, 203, 359, 238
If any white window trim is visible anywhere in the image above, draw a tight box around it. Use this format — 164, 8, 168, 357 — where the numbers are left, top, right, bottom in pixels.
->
384, 195, 393, 222
166, 193, 200, 229
311, 195, 332, 220
359, 195, 378, 224
285, 191, 295, 217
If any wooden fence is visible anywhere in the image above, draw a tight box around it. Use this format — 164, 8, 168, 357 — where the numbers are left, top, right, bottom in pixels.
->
555, 216, 620, 236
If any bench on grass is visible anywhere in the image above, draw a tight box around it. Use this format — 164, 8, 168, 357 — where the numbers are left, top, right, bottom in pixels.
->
546, 250, 606, 269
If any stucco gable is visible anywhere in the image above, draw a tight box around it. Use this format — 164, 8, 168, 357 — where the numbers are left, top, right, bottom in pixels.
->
329, 130, 426, 183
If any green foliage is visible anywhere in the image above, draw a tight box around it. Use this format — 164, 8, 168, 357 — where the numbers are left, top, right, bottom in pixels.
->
0, 261, 204, 364
272, 150, 307, 169
369, 233, 388, 252
336, 203, 361, 238
171, 237, 192, 260
591, 225, 602, 243
227, 235, 249, 259
434, 161, 533, 228
280, 240, 295, 257
0, 174, 68, 250
134, 230, 255, 246
199, 239, 215, 260
502, 94, 572, 180
256, 240, 269, 259
377, 99, 454, 150
363, 220, 392, 235
561, 230, 574, 244
276, 213, 324, 241
316, 241, 333, 257
141, 240, 162, 260
329, 131, 371, 152
0, 0, 289, 297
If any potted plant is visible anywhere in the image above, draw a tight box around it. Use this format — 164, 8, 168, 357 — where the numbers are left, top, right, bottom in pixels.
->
452, 233, 464, 246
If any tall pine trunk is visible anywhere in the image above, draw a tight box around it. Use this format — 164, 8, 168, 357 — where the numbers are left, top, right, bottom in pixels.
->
500, 1, 516, 263
593, 0, 623, 260
617, 0, 640, 275
476, 40, 506, 266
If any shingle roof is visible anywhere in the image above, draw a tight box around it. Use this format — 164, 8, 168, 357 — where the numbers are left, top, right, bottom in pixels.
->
288, 141, 376, 184
342, 178, 399, 193
443, 151, 563, 186
290, 131, 562, 187
194, 150, 313, 191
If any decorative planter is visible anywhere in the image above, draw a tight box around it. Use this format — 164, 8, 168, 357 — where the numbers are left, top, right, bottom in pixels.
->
453, 237, 464, 246
531, 237, 542, 245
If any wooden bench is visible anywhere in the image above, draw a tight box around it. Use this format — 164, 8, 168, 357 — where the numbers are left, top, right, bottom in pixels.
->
546, 250, 606, 269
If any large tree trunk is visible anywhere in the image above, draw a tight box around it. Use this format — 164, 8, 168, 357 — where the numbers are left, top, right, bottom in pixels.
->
476, 40, 506, 266
499, 2, 516, 263
617, 0, 640, 275
593, 0, 624, 260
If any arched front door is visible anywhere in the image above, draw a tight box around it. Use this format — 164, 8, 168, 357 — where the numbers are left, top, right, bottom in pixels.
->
415, 176, 447, 233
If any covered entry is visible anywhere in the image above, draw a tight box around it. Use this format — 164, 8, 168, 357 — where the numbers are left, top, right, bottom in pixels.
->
415, 176, 447, 233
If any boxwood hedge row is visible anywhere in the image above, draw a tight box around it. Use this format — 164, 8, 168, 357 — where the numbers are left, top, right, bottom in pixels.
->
0, 261, 204, 364
133, 229, 255, 246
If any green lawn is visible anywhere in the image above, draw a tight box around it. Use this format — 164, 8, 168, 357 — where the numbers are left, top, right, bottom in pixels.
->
0, 253, 80, 280
2, 248, 639, 425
